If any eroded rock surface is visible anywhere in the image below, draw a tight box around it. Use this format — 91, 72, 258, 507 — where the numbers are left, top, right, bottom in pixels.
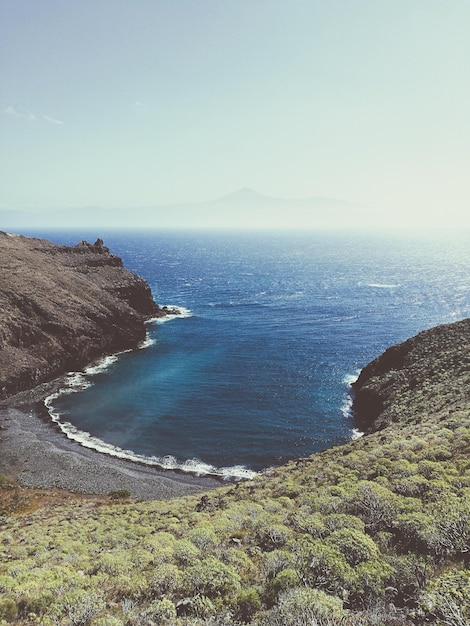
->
352, 317, 470, 432
0, 232, 166, 399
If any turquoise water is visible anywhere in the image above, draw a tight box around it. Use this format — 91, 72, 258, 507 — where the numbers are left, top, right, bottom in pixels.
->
25, 229, 470, 477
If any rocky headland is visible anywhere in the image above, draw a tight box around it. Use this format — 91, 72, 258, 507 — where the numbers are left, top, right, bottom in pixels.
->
0, 232, 172, 399
352, 316, 470, 432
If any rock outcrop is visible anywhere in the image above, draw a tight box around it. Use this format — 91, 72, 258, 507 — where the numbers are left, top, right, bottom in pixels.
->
0, 232, 170, 400
352, 317, 470, 432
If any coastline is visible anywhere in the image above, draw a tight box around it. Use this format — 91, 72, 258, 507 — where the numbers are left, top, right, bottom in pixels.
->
0, 234, 224, 500
0, 381, 223, 500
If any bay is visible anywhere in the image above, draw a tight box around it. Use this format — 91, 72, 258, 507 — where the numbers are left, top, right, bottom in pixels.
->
25, 229, 470, 477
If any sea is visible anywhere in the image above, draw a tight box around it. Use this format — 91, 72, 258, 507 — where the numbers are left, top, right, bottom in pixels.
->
18, 228, 470, 479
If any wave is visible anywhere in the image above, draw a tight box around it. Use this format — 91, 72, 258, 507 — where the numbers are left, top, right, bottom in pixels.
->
351, 428, 364, 440
84, 354, 121, 375
147, 305, 193, 324
363, 282, 400, 289
138, 336, 156, 349
43, 305, 256, 481
343, 372, 360, 387
341, 371, 364, 439
44, 397, 257, 480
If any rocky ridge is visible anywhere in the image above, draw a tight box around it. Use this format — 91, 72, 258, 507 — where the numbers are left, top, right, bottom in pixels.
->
0, 232, 171, 400
352, 316, 470, 432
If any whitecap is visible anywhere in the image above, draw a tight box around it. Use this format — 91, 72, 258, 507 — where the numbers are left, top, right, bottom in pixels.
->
138, 336, 156, 349
351, 428, 364, 440
147, 305, 193, 324
84, 354, 120, 375
341, 371, 364, 442
366, 283, 399, 289
343, 372, 360, 386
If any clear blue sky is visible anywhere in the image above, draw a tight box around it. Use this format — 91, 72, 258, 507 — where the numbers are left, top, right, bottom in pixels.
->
1, 0, 470, 227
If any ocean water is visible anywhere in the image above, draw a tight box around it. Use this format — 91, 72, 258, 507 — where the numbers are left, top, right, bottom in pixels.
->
24, 229, 470, 478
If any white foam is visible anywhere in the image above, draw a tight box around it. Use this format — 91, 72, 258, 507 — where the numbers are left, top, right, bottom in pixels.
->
341, 370, 364, 440
146, 305, 193, 324
366, 283, 399, 289
351, 428, 364, 440
138, 336, 156, 349
343, 371, 360, 387
42, 301, 258, 481
84, 354, 120, 376
43, 412, 258, 480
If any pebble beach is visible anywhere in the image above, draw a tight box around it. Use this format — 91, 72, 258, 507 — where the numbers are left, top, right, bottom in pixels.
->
0, 382, 222, 500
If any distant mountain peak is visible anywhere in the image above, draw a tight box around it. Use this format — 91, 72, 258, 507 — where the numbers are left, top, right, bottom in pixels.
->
215, 188, 268, 203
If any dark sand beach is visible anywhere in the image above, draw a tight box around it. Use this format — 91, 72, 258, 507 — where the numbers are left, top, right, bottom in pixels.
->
0, 381, 222, 500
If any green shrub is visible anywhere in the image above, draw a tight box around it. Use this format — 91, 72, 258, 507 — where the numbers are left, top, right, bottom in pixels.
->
264, 587, 345, 625
182, 556, 241, 599
188, 524, 218, 550
234, 587, 262, 622
60, 590, 105, 626
17, 591, 56, 617
350, 480, 402, 531
417, 568, 470, 625
150, 563, 181, 597
146, 598, 177, 622
0, 598, 18, 623
173, 538, 201, 565
326, 528, 379, 566
108, 489, 131, 500
266, 568, 299, 606
293, 538, 355, 594
393, 512, 434, 552
92, 616, 124, 626
262, 549, 295, 578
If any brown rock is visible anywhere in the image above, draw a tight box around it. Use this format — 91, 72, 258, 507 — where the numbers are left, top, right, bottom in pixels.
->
0, 232, 166, 399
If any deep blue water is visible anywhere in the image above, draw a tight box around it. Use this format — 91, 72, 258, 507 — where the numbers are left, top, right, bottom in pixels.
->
21, 229, 470, 477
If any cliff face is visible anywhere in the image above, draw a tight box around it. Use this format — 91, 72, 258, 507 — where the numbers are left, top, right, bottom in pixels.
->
352, 317, 470, 432
0, 232, 166, 400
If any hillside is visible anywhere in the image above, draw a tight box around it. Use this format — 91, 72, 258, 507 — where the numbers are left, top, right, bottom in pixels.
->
0, 236, 469, 624
0, 232, 169, 399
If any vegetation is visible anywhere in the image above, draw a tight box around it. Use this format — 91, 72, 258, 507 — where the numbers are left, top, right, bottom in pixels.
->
0, 319, 469, 625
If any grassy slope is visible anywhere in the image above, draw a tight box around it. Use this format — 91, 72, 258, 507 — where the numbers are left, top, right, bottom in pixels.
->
0, 319, 469, 625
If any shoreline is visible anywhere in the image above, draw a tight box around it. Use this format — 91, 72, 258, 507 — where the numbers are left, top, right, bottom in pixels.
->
0, 381, 224, 500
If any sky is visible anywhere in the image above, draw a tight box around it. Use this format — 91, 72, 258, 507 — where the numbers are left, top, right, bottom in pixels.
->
1, 0, 470, 228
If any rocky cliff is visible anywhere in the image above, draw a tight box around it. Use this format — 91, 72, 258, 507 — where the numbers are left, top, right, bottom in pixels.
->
0, 232, 169, 400
352, 317, 470, 432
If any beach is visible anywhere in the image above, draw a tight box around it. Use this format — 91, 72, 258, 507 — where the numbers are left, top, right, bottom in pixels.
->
0, 381, 223, 500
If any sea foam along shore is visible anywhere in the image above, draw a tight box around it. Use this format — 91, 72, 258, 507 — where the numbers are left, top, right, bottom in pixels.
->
0, 404, 222, 499
342, 372, 364, 441
0, 304, 223, 498
43, 305, 258, 482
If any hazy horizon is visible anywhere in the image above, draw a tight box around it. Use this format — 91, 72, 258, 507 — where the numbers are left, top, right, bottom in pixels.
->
2, 1, 470, 230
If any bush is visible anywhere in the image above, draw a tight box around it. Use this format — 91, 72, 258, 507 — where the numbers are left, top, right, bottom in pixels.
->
150, 563, 181, 597
147, 598, 177, 622
417, 569, 470, 625
234, 587, 261, 622
0, 598, 18, 622
108, 489, 131, 500
293, 538, 355, 594
264, 587, 345, 626
92, 616, 124, 626
173, 538, 201, 565
182, 556, 241, 599
326, 528, 379, 566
